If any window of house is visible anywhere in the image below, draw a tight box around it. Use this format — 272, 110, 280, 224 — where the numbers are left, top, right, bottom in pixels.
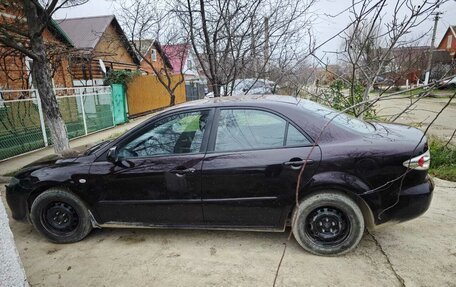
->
187, 59, 193, 69
151, 49, 157, 61
448, 35, 453, 49
118, 110, 209, 158
214, 109, 286, 152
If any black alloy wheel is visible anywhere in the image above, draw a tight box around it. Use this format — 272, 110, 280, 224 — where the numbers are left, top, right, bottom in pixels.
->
305, 206, 350, 245
42, 201, 80, 235
30, 188, 93, 243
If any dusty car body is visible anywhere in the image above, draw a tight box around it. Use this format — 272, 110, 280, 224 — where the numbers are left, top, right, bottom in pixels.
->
6, 95, 433, 255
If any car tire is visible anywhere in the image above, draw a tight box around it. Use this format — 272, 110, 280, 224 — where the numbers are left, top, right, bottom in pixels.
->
30, 188, 93, 243
292, 191, 364, 256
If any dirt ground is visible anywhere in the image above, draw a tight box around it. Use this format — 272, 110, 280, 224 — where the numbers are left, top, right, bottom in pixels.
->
374, 95, 456, 144
1, 177, 455, 287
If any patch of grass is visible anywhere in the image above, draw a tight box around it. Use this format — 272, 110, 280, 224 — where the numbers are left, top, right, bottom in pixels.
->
429, 137, 456, 181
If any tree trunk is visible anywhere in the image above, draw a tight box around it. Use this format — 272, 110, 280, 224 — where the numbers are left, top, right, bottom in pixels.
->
23, 0, 70, 154
212, 81, 221, 97
30, 39, 70, 154
169, 92, 176, 106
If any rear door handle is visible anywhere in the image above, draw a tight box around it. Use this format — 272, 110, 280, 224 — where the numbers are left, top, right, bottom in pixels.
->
283, 159, 314, 169
170, 167, 196, 176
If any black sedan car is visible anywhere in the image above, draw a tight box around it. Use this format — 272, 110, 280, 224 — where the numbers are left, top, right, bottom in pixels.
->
6, 95, 433, 256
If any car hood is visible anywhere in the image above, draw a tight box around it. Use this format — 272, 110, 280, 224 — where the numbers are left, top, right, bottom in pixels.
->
15, 145, 96, 177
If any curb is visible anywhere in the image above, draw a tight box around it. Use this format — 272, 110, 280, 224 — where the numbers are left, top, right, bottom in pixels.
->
0, 198, 29, 286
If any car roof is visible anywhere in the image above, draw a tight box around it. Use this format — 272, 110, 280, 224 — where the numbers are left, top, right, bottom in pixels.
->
169, 94, 301, 111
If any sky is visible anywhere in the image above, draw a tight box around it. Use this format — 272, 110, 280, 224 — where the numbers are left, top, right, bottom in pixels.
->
53, 0, 456, 63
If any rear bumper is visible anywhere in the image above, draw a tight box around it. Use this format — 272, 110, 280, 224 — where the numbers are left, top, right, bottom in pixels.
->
375, 176, 434, 226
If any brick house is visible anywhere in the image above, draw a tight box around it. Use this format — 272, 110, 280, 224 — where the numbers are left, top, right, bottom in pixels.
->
131, 39, 173, 75
437, 25, 456, 59
0, 3, 74, 97
56, 15, 140, 86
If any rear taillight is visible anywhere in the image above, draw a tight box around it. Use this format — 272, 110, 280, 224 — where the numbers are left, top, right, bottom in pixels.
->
403, 150, 430, 170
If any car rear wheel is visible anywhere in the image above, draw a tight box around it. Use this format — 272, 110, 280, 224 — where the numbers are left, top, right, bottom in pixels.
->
30, 188, 93, 243
292, 191, 364, 256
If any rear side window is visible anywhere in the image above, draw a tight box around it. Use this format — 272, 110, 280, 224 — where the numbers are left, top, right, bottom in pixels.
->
214, 109, 310, 152
286, 125, 311, 146
215, 109, 285, 151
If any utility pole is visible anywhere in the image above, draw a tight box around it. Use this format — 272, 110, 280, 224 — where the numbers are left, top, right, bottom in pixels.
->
424, 11, 443, 85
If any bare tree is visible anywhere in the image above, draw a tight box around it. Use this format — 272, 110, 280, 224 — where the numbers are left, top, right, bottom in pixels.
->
173, 0, 315, 97
116, 0, 188, 106
332, 0, 444, 117
0, 0, 88, 154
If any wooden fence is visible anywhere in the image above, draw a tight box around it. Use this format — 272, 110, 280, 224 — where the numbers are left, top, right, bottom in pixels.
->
126, 75, 186, 117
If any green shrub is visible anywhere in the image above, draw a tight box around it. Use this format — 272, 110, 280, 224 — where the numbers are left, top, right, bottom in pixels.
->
104, 70, 140, 87
319, 80, 377, 119
429, 137, 456, 181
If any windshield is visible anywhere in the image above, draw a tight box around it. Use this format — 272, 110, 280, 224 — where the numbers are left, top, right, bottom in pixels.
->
298, 99, 375, 133
84, 140, 112, 155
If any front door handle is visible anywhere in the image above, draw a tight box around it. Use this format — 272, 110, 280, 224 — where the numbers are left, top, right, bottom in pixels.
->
170, 167, 196, 176
283, 159, 314, 170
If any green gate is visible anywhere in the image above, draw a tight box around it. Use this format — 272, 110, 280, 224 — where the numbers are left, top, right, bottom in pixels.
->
111, 84, 128, 125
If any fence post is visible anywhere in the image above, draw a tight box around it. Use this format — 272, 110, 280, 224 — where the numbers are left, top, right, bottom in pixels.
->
79, 94, 88, 135
35, 90, 48, 147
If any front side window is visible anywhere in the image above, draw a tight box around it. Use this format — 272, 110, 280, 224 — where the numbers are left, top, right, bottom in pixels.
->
118, 110, 209, 158
215, 109, 286, 152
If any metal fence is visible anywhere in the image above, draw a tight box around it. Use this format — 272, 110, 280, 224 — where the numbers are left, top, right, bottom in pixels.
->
0, 86, 114, 161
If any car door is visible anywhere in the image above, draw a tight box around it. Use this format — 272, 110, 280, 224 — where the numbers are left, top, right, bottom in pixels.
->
89, 109, 213, 226
201, 108, 321, 229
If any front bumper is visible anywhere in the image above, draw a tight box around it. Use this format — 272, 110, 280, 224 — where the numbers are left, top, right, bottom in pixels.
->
5, 179, 29, 221
375, 176, 434, 226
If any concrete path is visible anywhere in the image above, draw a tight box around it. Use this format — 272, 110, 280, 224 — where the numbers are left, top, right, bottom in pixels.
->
0, 113, 154, 176
1, 178, 455, 286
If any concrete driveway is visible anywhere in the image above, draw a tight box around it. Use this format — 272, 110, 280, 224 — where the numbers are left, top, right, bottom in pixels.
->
1, 178, 455, 287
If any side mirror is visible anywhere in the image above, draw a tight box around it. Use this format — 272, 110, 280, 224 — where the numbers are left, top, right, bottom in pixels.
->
107, 146, 119, 163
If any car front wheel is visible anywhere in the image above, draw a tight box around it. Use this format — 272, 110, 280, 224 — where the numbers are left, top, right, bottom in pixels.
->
30, 188, 93, 243
292, 191, 364, 256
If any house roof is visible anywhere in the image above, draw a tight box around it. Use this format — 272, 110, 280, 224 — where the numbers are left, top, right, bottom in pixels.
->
437, 25, 456, 50
162, 44, 190, 73
55, 15, 114, 49
55, 15, 140, 64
